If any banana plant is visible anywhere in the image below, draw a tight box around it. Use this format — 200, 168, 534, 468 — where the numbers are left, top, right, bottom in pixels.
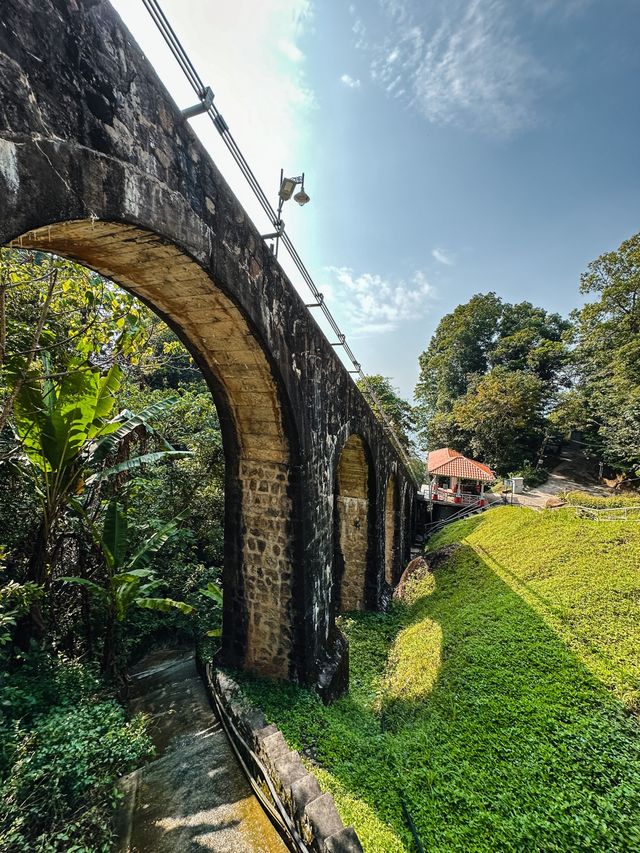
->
5, 352, 190, 595
198, 581, 223, 639
63, 499, 195, 681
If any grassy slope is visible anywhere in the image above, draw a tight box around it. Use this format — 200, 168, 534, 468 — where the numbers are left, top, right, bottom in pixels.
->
241, 507, 640, 852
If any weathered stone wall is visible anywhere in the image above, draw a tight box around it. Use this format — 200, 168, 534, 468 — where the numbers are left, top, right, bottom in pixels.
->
384, 475, 398, 584
0, 0, 417, 696
335, 435, 370, 611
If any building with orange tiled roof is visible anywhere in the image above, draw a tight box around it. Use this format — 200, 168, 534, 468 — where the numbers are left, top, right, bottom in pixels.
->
427, 448, 495, 507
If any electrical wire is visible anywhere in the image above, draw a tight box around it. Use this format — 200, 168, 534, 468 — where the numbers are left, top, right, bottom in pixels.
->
141, 0, 419, 482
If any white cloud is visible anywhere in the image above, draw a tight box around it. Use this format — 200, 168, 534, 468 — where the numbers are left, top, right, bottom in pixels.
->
279, 39, 305, 62
351, 17, 368, 49
530, 0, 592, 18
367, 0, 555, 136
325, 266, 434, 334
432, 247, 454, 265
340, 73, 361, 89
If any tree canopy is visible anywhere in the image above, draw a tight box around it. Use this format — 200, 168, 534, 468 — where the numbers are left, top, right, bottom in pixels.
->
357, 374, 416, 454
554, 231, 640, 472
414, 293, 569, 473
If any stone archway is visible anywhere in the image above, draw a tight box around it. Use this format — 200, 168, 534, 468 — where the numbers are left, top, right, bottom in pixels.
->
0, 0, 418, 696
7, 220, 298, 680
384, 473, 400, 586
333, 434, 374, 612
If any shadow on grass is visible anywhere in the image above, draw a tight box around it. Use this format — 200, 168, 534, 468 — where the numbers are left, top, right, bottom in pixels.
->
471, 540, 640, 713
240, 534, 640, 853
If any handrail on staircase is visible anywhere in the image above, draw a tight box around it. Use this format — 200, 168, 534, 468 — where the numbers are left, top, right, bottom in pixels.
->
426, 500, 486, 536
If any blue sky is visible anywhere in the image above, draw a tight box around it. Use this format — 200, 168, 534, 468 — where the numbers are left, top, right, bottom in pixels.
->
111, 0, 640, 400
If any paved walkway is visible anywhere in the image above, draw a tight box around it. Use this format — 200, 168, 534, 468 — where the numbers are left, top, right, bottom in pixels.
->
116, 649, 286, 853
494, 445, 616, 510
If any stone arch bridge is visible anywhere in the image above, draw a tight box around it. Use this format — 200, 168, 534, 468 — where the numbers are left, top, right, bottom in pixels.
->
0, 0, 416, 699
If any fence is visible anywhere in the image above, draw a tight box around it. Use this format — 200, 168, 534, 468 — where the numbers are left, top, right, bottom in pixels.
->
425, 500, 487, 537
572, 505, 640, 522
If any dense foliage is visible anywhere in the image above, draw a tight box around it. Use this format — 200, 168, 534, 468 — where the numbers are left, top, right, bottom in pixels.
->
0, 653, 153, 852
415, 232, 640, 480
356, 374, 424, 480
560, 490, 640, 509
356, 375, 416, 454
241, 507, 640, 852
0, 249, 224, 849
553, 232, 640, 473
414, 294, 570, 473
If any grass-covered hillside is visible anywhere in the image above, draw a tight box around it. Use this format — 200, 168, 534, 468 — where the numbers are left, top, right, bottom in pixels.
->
241, 507, 640, 852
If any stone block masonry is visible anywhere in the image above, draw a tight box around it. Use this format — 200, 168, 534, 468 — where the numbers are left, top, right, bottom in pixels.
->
384, 475, 399, 585
335, 435, 372, 612
206, 666, 364, 853
0, 0, 416, 698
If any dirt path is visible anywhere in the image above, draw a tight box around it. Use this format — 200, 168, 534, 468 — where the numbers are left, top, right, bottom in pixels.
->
507, 442, 615, 509
116, 648, 286, 853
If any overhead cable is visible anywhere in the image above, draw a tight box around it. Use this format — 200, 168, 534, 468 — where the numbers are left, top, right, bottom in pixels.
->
141, 0, 418, 482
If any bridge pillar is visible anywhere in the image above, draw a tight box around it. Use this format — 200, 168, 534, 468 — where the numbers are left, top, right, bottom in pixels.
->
334, 435, 374, 612
0, 0, 417, 700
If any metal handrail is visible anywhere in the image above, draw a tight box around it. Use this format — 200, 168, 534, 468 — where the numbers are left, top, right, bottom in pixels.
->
203, 663, 310, 853
426, 500, 485, 536
570, 504, 640, 521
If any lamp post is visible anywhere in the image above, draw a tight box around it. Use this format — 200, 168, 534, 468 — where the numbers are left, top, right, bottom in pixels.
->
263, 169, 310, 257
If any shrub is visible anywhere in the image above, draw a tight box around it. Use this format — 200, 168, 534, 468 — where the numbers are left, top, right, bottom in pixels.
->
561, 490, 640, 509
0, 701, 152, 852
509, 461, 548, 488
0, 654, 153, 852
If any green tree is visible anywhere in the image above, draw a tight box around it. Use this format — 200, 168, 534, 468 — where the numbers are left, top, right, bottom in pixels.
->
414, 292, 502, 423
64, 499, 194, 681
414, 293, 569, 471
452, 369, 546, 473
565, 231, 640, 473
1, 249, 225, 661
6, 354, 188, 607
489, 301, 569, 382
0, 248, 147, 433
357, 374, 416, 456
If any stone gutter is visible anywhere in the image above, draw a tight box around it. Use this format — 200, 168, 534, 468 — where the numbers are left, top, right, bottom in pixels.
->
200, 663, 363, 853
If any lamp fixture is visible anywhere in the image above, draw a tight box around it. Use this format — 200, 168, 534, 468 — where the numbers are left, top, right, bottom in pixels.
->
294, 188, 310, 206
278, 177, 298, 201
263, 169, 311, 257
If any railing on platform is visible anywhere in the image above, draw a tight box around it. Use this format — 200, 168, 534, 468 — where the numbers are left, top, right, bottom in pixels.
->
425, 500, 486, 537
432, 489, 486, 507
572, 504, 640, 522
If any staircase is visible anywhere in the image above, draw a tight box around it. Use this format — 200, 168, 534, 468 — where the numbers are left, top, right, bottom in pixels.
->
411, 501, 491, 557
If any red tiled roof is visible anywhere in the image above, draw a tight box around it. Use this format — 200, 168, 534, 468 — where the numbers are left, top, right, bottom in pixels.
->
427, 448, 495, 482
427, 447, 460, 470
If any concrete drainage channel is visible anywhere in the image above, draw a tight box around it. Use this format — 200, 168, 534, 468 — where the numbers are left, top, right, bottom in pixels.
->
117, 649, 286, 852
116, 648, 363, 852
201, 662, 364, 853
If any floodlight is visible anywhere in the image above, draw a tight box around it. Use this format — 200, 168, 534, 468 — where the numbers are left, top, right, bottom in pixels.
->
279, 177, 297, 201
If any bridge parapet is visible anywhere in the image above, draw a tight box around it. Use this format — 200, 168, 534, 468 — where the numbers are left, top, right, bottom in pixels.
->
0, 0, 416, 697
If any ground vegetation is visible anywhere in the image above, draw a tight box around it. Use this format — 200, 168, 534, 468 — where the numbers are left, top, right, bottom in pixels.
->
0, 249, 224, 850
242, 507, 640, 852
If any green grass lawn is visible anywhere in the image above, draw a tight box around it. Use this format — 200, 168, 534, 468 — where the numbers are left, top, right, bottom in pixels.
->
240, 507, 640, 852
